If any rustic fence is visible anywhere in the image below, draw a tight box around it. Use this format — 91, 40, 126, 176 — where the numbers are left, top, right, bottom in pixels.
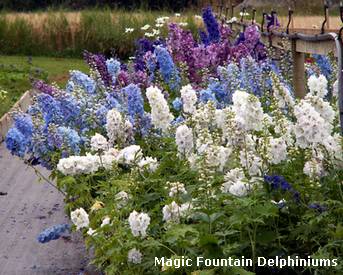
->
207, 1, 343, 133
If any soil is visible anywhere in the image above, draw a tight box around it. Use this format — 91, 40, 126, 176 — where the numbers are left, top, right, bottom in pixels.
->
0, 144, 101, 275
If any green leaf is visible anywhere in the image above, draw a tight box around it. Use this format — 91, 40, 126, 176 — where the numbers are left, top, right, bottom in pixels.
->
209, 212, 224, 223
199, 234, 218, 246
256, 230, 278, 244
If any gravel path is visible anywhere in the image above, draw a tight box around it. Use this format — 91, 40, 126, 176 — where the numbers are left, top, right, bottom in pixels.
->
0, 144, 100, 275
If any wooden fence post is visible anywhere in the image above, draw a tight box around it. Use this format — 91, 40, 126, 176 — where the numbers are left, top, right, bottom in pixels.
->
291, 39, 306, 98
326, 5, 330, 30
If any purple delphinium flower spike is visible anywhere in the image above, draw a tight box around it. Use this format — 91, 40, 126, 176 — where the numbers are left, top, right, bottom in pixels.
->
83, 51, 113, 88
37, 224, 70, 243
33, 80, 60, 96
202, 6, 220, 43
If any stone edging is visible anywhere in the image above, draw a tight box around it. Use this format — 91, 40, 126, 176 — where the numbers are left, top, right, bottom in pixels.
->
0, 90, 33, 143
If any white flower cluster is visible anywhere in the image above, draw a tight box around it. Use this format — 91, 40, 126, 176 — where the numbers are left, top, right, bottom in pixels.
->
232, 91, 264, 131
101, 217, 111, 227
155, 16, 169, 28
303, 157, 325, 179
180, 84, 197, 114
221, 168, 250, 197
87, 228, 96, 236
323, 133, 343, 162
106, 108, 133, 146
125, 28, 134, 33
57, 150, 118, 175
304, 94, 335, 125
274, 84, 295, 108
307, 74, 328, 98
145, 29, 160, 37
116, 145, 142, 165
239, 150, 262, 177
168, 181, 187, 197
293, 101, 331, 148
267, 137, 288, 164
333, 80, 339, 98
175, 125, 194, 158
57, 145, 149, 175
128, 248, 142, 264
146, 86, 174, 133
71, 208, 89, 230
192, 102, 216, 132
90, 133, 108, 152
209, 145, 232, 172
239, 12, 249, 16
162, 201, 191, 223
57, 154, 101, 175
128, 210, 151, 238
138, 157, 159, 172
227, 17, 237, 23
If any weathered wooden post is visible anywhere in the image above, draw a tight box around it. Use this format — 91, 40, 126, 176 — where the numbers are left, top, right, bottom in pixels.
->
321, 3, 329, 34
219, 0, 224, 18
286, 9, 293, 34
291, 39, 306, 98
251, 9, 256, 24
240, 6, 246, 31
326, 2, 330, 29
229, 3, 234, 28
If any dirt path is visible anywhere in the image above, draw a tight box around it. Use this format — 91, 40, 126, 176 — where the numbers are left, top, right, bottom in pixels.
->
0, 144, 100, 275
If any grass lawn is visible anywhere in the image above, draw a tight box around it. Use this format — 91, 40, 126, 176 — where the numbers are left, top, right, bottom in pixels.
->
0, 55, 88, 117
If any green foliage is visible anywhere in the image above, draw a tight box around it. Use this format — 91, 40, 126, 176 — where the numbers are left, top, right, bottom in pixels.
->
0, 61, 47, 117
57, 133, 343, 274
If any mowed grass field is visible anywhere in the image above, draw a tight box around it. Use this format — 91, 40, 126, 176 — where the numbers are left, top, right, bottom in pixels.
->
0, 55, 88, 117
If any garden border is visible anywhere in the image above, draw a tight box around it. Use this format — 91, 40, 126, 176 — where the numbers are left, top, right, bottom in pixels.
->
0, 90, 34, 143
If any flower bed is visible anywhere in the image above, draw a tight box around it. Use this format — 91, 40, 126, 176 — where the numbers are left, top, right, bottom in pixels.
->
5, 7, 343, 275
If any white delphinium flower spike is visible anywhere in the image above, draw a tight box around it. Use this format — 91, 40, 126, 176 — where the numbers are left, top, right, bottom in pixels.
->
175, 124, 194, 158
128, 211, 150, 238
307, 74, 328, 98
232, 90, 264, 132
162, 201, 191, 223
180, 84, 197, 114
267, 137, 287, 164
106, 108, 133, 146
146, 86, 174, 133
293, 101, 331, 148
71, 208, 89, 230
221, 168, 250, 197
90, 133, 108, 152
